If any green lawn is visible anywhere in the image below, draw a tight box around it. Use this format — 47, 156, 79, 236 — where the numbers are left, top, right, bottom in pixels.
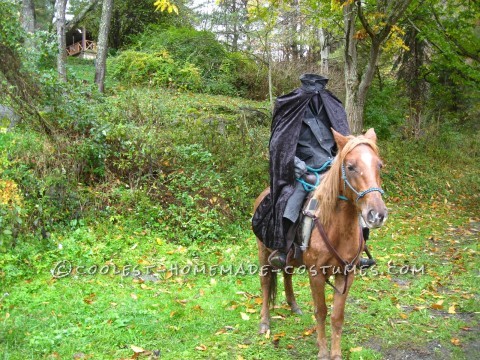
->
1, 199, 478, 359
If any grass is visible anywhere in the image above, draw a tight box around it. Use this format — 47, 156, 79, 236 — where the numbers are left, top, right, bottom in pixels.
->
1, 194, 478, 359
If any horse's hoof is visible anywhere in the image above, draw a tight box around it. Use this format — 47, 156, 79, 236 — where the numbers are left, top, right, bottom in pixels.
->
258, 323, 270, 334
291, 307, 303, 315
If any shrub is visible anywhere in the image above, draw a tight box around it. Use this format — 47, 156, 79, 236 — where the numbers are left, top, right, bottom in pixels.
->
111, 26, 264, 97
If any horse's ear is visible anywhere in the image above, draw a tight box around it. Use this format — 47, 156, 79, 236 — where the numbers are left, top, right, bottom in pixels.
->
332, 128, 349, 150
364, 128, 377, 143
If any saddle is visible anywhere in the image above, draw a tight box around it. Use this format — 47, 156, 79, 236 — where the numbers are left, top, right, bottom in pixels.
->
285, 191, 318, 265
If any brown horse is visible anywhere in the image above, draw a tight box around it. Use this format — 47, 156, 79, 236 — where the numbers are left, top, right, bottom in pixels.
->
254, 128, 387, 359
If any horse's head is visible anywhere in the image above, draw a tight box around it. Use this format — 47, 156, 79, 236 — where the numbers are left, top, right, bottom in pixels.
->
333, 128, 388, 229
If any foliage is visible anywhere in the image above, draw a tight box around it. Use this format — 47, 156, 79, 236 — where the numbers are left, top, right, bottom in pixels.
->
75, 0, 189, 49
110, 26, 261, 96
154, 0, 179, 14
108, 49, 202, 90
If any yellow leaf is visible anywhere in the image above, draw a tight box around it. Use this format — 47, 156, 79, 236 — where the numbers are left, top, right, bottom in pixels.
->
451, 338, 461, 346
240, 312, 250, 321
195, 344, 207, 351
448, 304, 456, 314
400, 313, 408, 319
130, 345, 145, 353
246, 308, 257, 313
350, 347, 363, 352
237, 344, 249, 349
130, 293, 138, 300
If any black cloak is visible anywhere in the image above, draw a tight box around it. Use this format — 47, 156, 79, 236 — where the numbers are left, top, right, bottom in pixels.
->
252, 74, 350, 250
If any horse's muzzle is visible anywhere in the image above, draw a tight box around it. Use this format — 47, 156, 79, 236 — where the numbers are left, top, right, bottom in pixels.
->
364, 207, 388, 228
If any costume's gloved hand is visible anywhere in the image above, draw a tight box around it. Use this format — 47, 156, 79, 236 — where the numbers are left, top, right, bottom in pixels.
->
294, 156, 307, 178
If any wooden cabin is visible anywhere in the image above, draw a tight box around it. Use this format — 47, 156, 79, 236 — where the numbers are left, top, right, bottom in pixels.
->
66, 27, 97, 59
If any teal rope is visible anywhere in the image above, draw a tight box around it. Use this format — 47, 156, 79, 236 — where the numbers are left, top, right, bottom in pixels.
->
296, 159, 333, 192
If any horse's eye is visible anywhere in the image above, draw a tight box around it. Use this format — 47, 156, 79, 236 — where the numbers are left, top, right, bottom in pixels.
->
347, 164, 355, 172
378, 162, 384, 169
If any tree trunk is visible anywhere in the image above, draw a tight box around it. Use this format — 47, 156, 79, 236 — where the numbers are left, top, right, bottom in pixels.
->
55, 0, 68, 82
343, 0, 412, 134
343, 3, 361, 133
319, 28, 329, 75
95, 0, 114, 93
21, 0, 36, 34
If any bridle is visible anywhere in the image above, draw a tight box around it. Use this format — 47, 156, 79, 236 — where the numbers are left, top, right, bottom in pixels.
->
340, 163, 384, 202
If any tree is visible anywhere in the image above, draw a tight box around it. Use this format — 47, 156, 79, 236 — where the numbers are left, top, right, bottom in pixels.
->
342, 0, 413, 133
20, 0, 36, 34
94, 0, 113, 92
55, 0, 68, 82
397, 0, 480, 135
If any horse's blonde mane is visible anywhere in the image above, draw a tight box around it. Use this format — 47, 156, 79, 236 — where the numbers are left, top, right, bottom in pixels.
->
313, 135, 379, 226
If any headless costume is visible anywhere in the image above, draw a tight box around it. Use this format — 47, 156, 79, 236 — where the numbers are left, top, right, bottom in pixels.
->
252, 74, 349, 250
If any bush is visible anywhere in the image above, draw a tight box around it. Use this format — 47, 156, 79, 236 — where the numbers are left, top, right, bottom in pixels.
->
108, 50, 202, 91
110, 26, 263, 97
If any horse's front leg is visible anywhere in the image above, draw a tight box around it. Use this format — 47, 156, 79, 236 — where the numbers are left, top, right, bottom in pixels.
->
283, 269, 302, 315
330, 273, 355, 360
309, 271, 329, 360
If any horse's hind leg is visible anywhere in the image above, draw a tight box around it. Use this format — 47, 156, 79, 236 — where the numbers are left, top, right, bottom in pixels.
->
257, 240, 273, 334
283, 270, 302, 315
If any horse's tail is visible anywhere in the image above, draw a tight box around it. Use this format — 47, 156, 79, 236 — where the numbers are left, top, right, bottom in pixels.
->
268, 270, 277, 308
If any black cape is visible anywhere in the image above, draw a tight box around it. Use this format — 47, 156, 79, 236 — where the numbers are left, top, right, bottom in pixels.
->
252, 74, 350, 250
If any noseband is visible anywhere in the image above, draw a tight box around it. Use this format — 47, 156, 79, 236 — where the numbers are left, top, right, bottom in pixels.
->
341, 163, 384, 202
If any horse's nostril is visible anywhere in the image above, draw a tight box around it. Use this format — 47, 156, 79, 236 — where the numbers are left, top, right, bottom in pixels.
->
367, 210, 376, 224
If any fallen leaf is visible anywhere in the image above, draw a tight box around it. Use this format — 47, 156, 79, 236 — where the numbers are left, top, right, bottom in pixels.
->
195, 344, 207, 351
400, 313, 408, 319
350, 347, 363, 352
246, 308, 256, 313
237, 344, 249, 349
131, 345, 145, 353
254, 298, 263, 305
130, 293, 138, 300
451, 338, 461, 346
303, 326, 316, 336
240, 312, 250, 321
448, 304, 456, 314
264, 329, 271, 339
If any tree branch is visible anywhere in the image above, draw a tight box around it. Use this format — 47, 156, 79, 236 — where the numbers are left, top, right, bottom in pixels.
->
66, 0, 100, 32
356, 0, 375, 39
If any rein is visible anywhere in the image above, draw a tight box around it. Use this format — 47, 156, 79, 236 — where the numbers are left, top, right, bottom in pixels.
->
341, 163, 384, 202
313, 216, 364, 294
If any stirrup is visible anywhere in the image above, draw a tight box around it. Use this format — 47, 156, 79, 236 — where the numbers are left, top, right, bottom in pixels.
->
358, 257, 376, 269
268, 250, 287, 269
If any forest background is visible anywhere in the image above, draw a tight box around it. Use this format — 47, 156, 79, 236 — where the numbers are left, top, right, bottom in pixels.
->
0, 0, 478, 359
